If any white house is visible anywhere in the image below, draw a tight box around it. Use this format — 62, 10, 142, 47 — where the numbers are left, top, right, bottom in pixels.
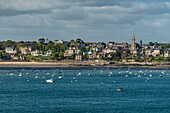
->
31, 50, 42, 56
164, 49, 170, 57
45, 50, 53, 56
152, 49, 161, 57
19, 47, 31, 55
5, 47, 17, 54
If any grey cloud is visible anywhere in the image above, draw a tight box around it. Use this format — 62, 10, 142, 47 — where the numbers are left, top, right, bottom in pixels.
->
53, 7, 88, 21
0, 8, 52, 17
0, 0, 170, 43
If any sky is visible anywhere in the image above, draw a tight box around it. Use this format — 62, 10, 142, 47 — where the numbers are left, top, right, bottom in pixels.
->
0, 0, 170, 43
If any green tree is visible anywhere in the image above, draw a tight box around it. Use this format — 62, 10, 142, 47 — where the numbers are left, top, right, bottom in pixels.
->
121, 49, 130, 59
45, 42, 55, 50
149, 42, 154, 46
76, 38, 84, 43
78, 49, 83, 55
38, 38, 45, 44
52, 46, 57, 60
58, 51, 63, 60
4, 40, 15, 47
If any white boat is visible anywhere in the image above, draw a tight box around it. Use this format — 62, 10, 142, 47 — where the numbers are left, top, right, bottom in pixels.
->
19, 73, 22, 76
9, 73, 14, 76
46, 79, 55, 83
41, 76, 45, 79
35, 75, 39, 79
77, 72, 81, 76
58, 75, 64, 79
46, 73, 50, 75
116, 88, 123, 92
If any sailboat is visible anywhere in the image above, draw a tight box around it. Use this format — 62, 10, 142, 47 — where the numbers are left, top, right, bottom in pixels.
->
58, 67, 65, 79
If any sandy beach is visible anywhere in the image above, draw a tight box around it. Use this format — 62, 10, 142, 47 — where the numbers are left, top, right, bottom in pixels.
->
0, 61, 170, 69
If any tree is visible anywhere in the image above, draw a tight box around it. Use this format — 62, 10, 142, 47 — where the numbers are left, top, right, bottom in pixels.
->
76, 38, 84, 43
121, 49, 130, 59
52, 51, 57, 60
38, 38, 45, 44
0, 51, 4, 60
78, 49, 83, 55
154, 42, 159, 46
149, 42, 154, 46
59, 44, 66, 52
4, 40, 15, 47
113, 52, 121, 61
16, 42, 25, 49
45, 42, 55, 50
69, 40, 78, 47
52, 46, 57, 60
58, 51, 63, 60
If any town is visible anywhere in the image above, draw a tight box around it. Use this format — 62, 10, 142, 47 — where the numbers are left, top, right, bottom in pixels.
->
0, 33, 170, 64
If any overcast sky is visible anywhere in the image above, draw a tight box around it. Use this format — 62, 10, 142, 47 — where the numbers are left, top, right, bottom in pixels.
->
0, 0, 170, 43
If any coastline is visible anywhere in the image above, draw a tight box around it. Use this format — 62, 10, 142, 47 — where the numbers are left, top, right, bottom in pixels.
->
0, 61, 170, 69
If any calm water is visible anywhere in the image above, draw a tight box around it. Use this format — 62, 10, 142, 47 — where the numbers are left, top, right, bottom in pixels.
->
0, 68, 170, 113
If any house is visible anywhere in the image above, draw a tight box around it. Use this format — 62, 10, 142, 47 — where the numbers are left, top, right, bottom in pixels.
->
107, 41, 115, 48
86, 42, 97, 47
105, 53, 113, 59
64, 49, 75, 57
152, 49, 161, 57
20, 56, 26, 61
114, 43, 128, 49
19, 47, 31, 55
11, 54, 19, 60
64, 47, 81, 57
28, 46, 32, 52
97, 42, 106, 48
107, 42, 128, 51
88, 53, 97, 59
164, 49, 170, 57
102, 48, 114, 55
96, 52, 104, 59
145, 49, 152, 56
5, 47, 17, 54
90, 47, 99, 52
112, 46, 123, 53
75, 55, 82, 61
96, 42, 106, 52
45, 50, 53, 56
54, 40, 63, 44
31, 50, 42, 56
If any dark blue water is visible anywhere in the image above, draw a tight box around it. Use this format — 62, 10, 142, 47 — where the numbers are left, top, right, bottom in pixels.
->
0, 68, 170, 113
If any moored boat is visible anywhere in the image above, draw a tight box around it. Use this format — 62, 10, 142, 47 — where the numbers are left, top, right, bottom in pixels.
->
116, 88, 123, 92
46, 79, 55, 83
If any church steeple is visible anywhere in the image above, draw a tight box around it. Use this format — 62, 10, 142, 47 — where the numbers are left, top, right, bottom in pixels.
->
132, 32, 135, 41
131, 32, 136, 51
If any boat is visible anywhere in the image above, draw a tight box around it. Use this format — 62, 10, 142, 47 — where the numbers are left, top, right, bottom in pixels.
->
116, 88, 123, 92
19, 73, 22, 76
35, 75, 39, 79
9, 73, 14, 76
46, 79, 55, 83
58, 75, 64, 79
41, 76, 45, 79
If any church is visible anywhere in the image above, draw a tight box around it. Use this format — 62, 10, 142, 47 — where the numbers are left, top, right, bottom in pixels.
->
130, 33, 140, 54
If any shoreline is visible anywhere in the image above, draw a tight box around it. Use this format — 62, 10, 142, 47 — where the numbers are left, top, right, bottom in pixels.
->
0, 61, 170, 69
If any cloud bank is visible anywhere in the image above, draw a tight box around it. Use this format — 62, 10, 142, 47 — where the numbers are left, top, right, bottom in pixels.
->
0, 0, 170, 43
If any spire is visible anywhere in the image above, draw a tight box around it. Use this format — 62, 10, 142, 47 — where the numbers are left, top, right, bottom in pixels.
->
132, 32, 135, 40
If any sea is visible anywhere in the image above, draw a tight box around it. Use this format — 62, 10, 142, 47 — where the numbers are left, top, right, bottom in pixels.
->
0, 67, 170, 113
